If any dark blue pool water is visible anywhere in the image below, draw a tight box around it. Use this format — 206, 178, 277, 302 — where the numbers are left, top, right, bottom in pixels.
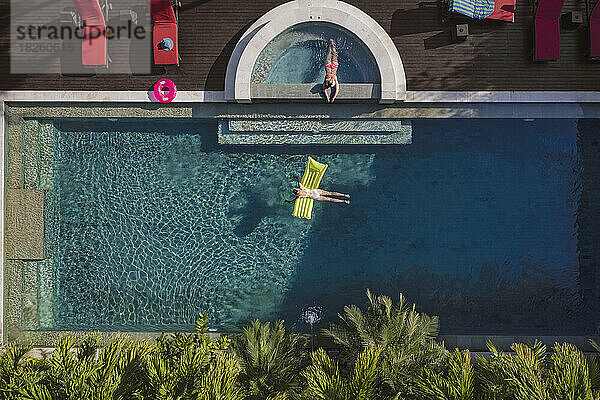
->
252, 22, 380, 84
266, 40, 370, 84
48, 118, 599, 335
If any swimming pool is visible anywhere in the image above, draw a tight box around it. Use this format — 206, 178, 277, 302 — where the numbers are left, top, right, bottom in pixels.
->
37, 118, 598, 334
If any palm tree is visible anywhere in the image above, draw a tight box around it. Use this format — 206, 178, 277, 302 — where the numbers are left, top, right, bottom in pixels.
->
416, 348, 474, 400
9, 314, 243, 400
232, 320, 308, 400
0, 341, 51, 399
197, 352, 245, 400
547, 343, 595, 400
38, 333, 153, 400
589, 340, 600, 398
302, 345, 382, 400
322, 289, 447, 399
145, 313, 243, 400
476, 341, 547, 400
477, 340, 598, 400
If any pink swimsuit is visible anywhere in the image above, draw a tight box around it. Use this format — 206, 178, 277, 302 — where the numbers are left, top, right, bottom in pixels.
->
325, 62, 338, 79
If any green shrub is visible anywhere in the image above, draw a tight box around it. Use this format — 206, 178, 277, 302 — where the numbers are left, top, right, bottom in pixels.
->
302, 345, 382, 400
416, 348, 474, 400
145, 313, 240, 400
232, 320, 308, 400
0, 340, 51, 400
476, 340, 599, 400
3, 298, 600, 400
323, 290, 448, 399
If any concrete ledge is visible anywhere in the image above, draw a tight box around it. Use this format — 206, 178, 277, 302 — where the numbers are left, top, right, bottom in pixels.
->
3, 91, 600, 104
0, 91, 224, 103
5, 189, 45, 261
217, 131, 411, 145
0, 101, 3, 343
6, 102, 600, 120
9, 333, 600, 352
251, 83, 380, 102
440, 335, 600, 352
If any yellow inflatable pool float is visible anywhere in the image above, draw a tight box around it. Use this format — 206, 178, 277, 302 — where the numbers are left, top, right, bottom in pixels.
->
292, 157, 328, 220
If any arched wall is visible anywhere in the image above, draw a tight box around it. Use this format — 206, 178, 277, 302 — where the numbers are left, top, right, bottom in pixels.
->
224, 0, 406, 104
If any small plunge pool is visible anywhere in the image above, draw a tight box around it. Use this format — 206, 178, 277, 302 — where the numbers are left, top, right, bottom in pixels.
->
251, 22, 380, 84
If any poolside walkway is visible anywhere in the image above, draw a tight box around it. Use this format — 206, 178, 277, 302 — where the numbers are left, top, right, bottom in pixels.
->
0, 0, 598, 92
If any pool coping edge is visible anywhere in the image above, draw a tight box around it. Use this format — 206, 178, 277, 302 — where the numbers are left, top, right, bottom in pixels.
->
3, 90, 600, 103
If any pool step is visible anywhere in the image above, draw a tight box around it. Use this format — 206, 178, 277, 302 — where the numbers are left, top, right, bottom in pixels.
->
218, 119, 412, 145
5, 189, 45, 260
39, 122, 57, 191
37, 259, 55, 329
22, 119, 40, 189
22, 261, 38, 331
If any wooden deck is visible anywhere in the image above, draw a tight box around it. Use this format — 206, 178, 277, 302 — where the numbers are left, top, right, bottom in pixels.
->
0, 0, 598, 92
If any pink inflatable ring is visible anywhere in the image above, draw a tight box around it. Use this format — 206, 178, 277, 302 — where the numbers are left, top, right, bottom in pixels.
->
154, 79, 177, 103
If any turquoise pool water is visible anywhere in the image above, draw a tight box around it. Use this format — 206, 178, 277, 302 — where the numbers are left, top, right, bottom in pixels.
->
47, 119, 598, 334
252, 22, 380, 84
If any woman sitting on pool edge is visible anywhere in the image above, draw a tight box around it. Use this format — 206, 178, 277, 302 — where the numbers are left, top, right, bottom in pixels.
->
323, 39, 339, 103
287, 176, 350, 204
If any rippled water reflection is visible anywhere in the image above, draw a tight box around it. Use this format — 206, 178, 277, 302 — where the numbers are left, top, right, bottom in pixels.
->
49, 118, 598, 335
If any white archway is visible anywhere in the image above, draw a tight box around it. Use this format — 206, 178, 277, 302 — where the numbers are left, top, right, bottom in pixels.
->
224, 0, 406, 104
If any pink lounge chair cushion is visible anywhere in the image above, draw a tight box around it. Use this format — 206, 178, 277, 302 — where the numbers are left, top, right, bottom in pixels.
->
82, 26, 106, 65
536, 0, 564, 18
147, 0, 178, 65
147, 0, 176, 23
153, 23, 178, 65
535, 18, 560, 59
591, 0, 600, 57
73, 0, 106, 66
73, 0, 105, 26
534, 0, 564, 60
486, 0, 515, 22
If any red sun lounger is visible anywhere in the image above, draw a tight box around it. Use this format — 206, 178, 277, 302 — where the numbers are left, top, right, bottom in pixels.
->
73, 0, 107, 66
535, 0, 565, 60
591, 0, 600, 58
487, 0, 515, 22
147, 0, 178, 65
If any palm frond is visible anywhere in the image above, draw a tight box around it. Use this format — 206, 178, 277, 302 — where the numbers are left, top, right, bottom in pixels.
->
196, 312, 210, 334
547, 343, 594, 400
322, 289, 446, 397
232, 320, 307, 400
350, 345, 382, 400
417, 348, 474, 400
198, 352, 244, 400
301, 349, 345, 400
